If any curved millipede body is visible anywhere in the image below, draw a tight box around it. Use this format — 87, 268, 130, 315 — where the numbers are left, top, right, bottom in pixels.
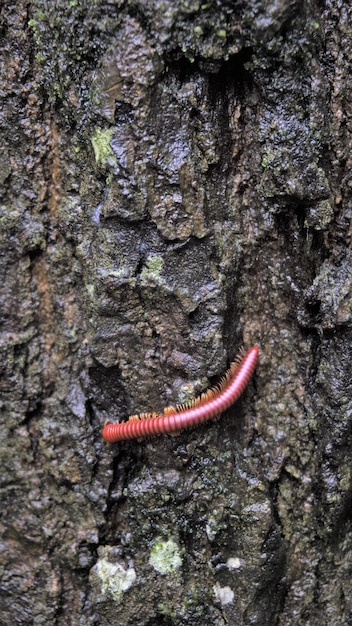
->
102, 346, 259, 443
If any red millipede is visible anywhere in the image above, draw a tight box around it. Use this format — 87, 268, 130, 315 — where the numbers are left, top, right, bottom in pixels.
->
102, 346, 259, 443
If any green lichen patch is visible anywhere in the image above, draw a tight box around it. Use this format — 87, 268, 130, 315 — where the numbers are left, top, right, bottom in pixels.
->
91, 127, 116, 167
140, 255, 165, 284
27, 0, 104, 113
149, 538, 182, 575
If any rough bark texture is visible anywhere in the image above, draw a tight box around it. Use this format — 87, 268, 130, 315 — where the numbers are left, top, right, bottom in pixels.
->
1, 1, 351, 625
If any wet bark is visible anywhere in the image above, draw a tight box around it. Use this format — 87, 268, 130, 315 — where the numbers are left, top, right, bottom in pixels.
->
1, 1, 351, 625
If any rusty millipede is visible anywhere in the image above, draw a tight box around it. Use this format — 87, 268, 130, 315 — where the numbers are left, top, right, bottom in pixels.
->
102, 346, 259, 443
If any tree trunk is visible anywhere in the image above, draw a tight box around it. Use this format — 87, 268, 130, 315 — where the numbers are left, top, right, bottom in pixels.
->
1, 1, 351, 625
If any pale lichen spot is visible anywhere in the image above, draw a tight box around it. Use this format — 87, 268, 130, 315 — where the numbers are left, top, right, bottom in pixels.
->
226, 556, 243, 570
213, 582, 234, 606
149, 538, 182, 575
93, 557, 136, 602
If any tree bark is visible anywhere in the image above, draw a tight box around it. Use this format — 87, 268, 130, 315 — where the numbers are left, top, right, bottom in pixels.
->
1, 1, 351, 625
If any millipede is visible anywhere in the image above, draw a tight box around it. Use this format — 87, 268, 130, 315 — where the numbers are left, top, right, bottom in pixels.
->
102, 346, 259, 443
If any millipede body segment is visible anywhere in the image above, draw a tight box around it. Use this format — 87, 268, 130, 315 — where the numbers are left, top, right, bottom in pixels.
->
102, 346, 259, 443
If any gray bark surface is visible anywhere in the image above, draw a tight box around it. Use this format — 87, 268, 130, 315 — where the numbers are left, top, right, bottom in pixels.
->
0, 1, 351, 625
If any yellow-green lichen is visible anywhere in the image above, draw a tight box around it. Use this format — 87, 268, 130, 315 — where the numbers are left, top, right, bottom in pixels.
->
140, 255, 164, 283
149, 538, 182, 575
194, 25, 203, 36
91, 127, 116, 167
